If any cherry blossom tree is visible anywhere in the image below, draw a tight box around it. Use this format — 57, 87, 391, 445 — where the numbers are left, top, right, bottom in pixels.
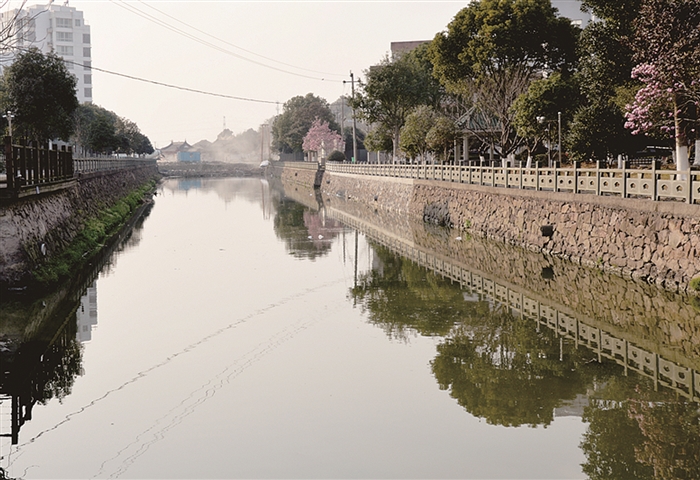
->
625, 0, 700, 171
302, 118, 344, 159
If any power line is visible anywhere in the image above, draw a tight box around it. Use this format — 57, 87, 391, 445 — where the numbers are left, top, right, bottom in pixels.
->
109, 0, 343, 82
65, 59, 280, 105
136, 0, 346, 79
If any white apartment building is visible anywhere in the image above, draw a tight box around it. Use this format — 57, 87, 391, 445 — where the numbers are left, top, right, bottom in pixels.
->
1, 2, 92, 104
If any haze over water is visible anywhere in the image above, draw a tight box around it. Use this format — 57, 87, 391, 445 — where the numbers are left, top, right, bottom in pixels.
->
1, 177, 698, 479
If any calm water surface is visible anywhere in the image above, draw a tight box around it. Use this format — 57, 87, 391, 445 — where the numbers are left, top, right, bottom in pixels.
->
1, 177, 698, 479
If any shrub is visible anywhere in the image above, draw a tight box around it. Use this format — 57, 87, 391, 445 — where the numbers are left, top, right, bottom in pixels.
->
327, 150, 346, 162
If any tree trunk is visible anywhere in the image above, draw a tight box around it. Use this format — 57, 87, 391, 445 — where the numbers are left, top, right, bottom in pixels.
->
674, 94, 690, 172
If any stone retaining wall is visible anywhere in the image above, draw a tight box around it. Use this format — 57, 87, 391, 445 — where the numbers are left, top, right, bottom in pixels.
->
322, 171, 700, 293
0, 166, 159, 289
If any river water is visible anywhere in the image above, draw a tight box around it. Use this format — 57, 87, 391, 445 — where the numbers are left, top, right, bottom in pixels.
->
1, 177, 699, 479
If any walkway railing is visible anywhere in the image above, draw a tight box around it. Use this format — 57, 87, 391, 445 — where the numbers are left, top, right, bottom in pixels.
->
1, 137, 157, 201
1, 137, 73, 190
325, 161, 700, 204
74, 157, 157, 174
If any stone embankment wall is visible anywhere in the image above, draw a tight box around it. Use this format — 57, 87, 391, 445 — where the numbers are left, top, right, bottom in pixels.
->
0, 166, 159, 289
322, 171, 700, 294
268, 162, 321, 190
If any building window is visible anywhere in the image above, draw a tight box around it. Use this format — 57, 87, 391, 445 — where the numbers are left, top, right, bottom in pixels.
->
84, 87, 92, 98
57, 31, 73, 42
83, 33, 90, 43
75, 19, 81, 27
84, 74, 91, 85
55, 17, 72, 28
83, 47, 91, 58
83, 60, 91, 70
57, 45, 73, 56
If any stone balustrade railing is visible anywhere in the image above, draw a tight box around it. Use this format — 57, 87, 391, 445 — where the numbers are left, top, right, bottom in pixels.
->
326, 161, 700, 204
74, 157, 157, 174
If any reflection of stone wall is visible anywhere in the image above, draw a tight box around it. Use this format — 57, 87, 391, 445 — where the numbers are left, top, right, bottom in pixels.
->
321, 172, 700, 293
324, 192, 700, 366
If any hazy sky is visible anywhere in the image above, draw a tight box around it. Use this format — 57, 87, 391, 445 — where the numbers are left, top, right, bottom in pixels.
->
27, 1, 469, 148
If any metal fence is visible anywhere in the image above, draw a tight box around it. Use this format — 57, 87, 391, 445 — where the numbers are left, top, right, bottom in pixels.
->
326, 161, 700, 204
1, 137, 157, 200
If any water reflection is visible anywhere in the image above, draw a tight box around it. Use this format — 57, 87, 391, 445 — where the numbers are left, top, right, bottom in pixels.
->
3, 176, 698, 477
0, 202, 151, 447
322, 190, 700, 477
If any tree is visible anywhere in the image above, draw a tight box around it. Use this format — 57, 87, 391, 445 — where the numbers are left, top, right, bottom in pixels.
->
512, 72, 581, 159
430, 0, 579, 158
426, 116, 457, 163
625, 0, 700, 171
2, 47, 78, 141
352, 46, 441, 162
363, 125, 394, 154
302, 118, 344, 156
72, 104, 153, 154
400, 105, 438, 163
272, 93, 339, 153
568, 0, 644, 161
0, 1, 29, 54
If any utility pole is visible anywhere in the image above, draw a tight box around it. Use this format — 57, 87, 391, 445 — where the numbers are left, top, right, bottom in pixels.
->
344, 72, 358, 163
260, 124, 268, 164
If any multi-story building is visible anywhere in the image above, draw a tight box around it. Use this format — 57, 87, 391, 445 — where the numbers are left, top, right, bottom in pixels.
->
1, 2, 92, 104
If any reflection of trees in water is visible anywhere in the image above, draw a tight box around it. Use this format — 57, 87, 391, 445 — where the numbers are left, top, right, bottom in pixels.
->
581, 376, 700, 480
349, 242, 700, 473
350, 242, 488, 340
351, 243, 597, 424
1, 198, 153, 445
272, 198, 340, 260
431, 310, 601, 427
1, 315, 83, 443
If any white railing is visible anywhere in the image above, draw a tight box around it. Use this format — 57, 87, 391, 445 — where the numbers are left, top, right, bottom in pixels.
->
325, 161, 700, 204
74, 157, 157, 174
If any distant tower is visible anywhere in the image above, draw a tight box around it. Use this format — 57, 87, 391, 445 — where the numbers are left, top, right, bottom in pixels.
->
0, 3, 93, 104
223, 116, 226, 130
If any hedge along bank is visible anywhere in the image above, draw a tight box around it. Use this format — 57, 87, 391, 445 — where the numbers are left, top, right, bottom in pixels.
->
0, 165, 160, 292
321, 170, 700, 295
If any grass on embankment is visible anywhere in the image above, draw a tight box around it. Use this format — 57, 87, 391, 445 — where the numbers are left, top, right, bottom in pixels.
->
32, 180, 157, 286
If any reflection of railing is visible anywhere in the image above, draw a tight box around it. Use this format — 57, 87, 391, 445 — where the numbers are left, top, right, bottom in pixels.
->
326, 162, 700, 204
330, 208, 700, 403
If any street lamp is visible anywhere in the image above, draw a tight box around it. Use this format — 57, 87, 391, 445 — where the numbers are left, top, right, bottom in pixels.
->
536, 115, 551, 167
3, 110, 14, 137
557, 111, 562, 164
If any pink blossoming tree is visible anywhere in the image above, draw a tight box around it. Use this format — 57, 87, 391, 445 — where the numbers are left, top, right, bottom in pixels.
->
625, 0, 700, 171
302, 118, 344, 158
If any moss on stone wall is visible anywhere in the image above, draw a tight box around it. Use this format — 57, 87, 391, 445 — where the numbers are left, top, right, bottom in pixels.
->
32, 180, 156, 287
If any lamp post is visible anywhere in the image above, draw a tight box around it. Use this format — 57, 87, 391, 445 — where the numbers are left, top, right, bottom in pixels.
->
536, 115, 551, 167
3, 110, 14, 137
557, 111, 562, 164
